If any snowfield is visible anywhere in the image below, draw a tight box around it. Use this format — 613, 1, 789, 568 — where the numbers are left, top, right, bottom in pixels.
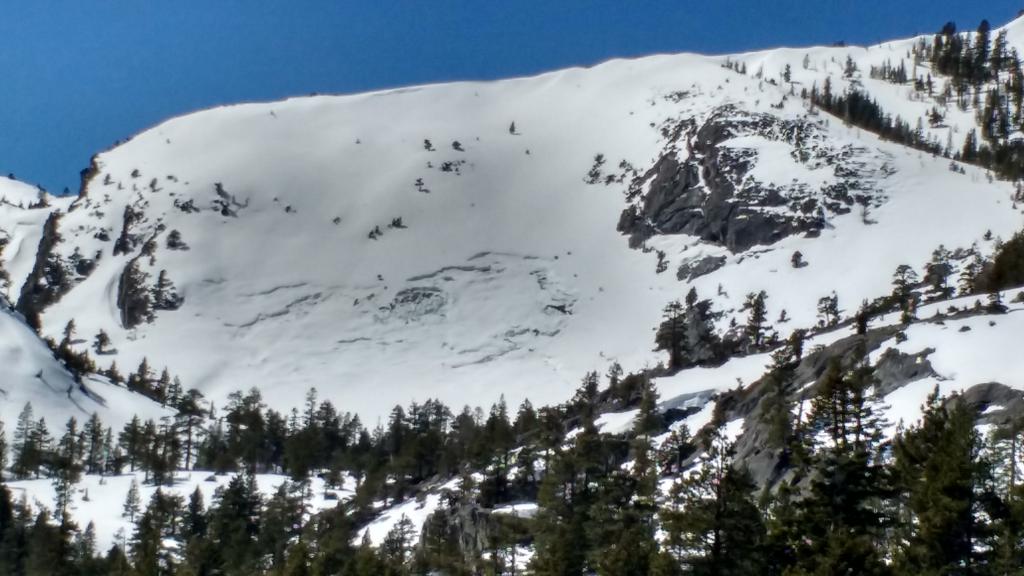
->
0, 303, 168, 429
21, 31, 1024, 426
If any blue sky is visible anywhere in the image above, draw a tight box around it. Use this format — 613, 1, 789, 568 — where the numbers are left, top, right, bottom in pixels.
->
2, 1, 1022, 194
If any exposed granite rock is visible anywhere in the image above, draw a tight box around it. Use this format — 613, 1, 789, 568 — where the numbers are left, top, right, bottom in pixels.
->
957, 383, 1024, 427
619, 105, 884, 253
873, 347, 937, 396
676, 255, 728, 281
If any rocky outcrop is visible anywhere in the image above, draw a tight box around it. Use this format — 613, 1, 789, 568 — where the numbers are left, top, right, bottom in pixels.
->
619, 105, 883, 253
958, 383, 1024, 427
873, 347, 938, 396
676, 255, 728, 281
16, 212, 69, 329
418, 496, 500, 565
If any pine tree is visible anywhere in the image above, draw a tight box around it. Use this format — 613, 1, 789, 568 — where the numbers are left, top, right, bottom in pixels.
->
975, 20, 992, 84
634, 376, 662, 438
482, 396, 515, 505
986, 418, 1024, 573
988, 290, 1008, 313
123, 479, 141, 523
662, 427, 766, 574
963, 128, 980, 162
130, 488, 184, 575
924, 245, 954, 299
792, 351, 892, 575
959, 246, 984, 295
80, 413, 105, 475
891, 264, 919, 322
151, 269, 182, 311
658, 425, 695, 476
107, 361, 124, 384
656, 300, 687, 369
59, 319, 76, 352
117, 259, 154, 328
154, 368, 172, 405
176, 389, 206, 470
261, 483, 305, 570
743, 291, 769, 350
128, 358, 152, 396
591, 430, 660, 575
380, 514, 416, 569
12, 403, 35, 478
52, 418, 83, 528
119, 416, 144, 472
892, 390, 998, 574
0, 418, 6, 480
531, 382, 605, 575
24, 418, 52, 479
816, 292, 841, 327
759, 333, 803, 459
208, 472, 264, 573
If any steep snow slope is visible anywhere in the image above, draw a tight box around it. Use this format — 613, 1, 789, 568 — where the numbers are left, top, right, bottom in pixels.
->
0, 302, 167, 429
7, 17, 1020, 427
0, 177, 71, 300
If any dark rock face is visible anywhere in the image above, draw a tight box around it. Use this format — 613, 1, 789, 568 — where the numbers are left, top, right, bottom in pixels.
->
873, 348, 937, 397
676, 255, 727, 281
619, 105, 882, 253
958, 382, 1024, 427
16, 212, 70, 329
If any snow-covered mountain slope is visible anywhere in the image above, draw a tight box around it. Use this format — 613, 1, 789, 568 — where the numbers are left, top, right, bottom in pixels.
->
5, 16, 1024, 427
0, 302, 167, 429
0, 177, 71, 300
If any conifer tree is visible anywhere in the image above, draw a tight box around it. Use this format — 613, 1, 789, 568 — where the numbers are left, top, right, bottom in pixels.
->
82, 413, 106, 474
816, 292, 841, 327
656, 300, 687, 369
892, 264, 919, 322
924, 245, 954, 299
18, 418, 53, 479
531, 378, 605, 575
12, 403, 36, 479
117, 260, 154, 328
743, 291, 769, 351
662, 427, 766, 574
207, 472, 264, 574
959, 246, 984, 295
380, 514, 416, 569
0, 418, 6, 480
892, 390, 998, 574
119, 416, 144, 472
123, 479, 141, 523
792, 351, 892, 574
52, 417, 83, 527
151, 269, 182, 311
592, 425, 660, 575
